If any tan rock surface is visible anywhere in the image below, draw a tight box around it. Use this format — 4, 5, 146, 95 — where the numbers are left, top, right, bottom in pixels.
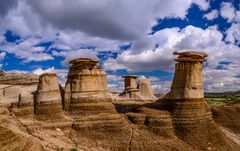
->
0, 72, 39, 85
0, 85, 37, 107
138, 78, 157, 100
65, 58, 132, 150
162, 51, 239, 151
120, 75, 143, 100
165, 51, 207, 99
64, 58, 110, 110
0, 56, 239, 151
0, 70, 5, 76
35, 73, 64, 120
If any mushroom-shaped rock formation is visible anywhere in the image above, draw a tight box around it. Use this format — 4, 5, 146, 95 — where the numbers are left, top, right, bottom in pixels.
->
138, 78, 157, 100
166, 51, 207, 99
64, 58, 130, 150
164, 51, 237, 151
64, 58, 113, 109
120, 75, 143, 100
64, 58, 110, 110
35, 73, 64, 119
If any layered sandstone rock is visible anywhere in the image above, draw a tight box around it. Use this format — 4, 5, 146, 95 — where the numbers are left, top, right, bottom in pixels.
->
35, 73, 63, 119
165, 51, 207, 99
138, 78, 157, 100
64, 58, 130, 150
64, 58, 112, 111
11, 90, 35, 117
126, 107, 175, 138
0, 55, 240, 151
0, 84, 37, 108
64, 58, 109, 110
164, 51, 238, 151
120, 75, 142, 99
0, 72, 38, 108
0, 72, 39, 85
64, 58, 119, 115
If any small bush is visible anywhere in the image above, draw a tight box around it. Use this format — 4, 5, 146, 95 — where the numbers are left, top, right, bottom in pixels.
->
70, 148, 77, 151
225, 95, 237, 101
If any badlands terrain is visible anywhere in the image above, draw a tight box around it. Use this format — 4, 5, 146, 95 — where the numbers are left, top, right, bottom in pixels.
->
0, 51, 239, 151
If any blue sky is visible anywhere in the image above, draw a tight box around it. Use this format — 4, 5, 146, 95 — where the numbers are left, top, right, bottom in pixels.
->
0, 0, 240, 93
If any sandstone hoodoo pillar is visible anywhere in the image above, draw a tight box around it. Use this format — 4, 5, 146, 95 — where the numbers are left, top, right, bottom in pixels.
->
35, 73, 63, 119
64, 58, 111, 111
124, 75, 138, 89
64, 58, 130, 149
165, 51, 235, 150
120, 75, 142, 99
167, 51, 207, 99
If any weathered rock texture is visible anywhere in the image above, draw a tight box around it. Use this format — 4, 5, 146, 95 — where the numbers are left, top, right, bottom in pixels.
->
138, 78, 157, 100
211, 103, 240, 136
163, 51, 238, 151
64, 58, 109, 110
120, 75, 143, 99
165, 51, 207, 99
64, 58, 131, 150
0, 73, 39, 85
35, 73, 63, 119
0, 55, 240, 151
120, 76, 157, 100
0, 70, 5, 76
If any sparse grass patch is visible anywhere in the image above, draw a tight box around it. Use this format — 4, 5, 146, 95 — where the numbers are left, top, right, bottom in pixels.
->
205, 98, 226, 102
205, 95, 240, 103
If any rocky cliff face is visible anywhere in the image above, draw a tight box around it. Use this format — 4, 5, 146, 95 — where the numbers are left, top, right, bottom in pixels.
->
0, 73, 39, 85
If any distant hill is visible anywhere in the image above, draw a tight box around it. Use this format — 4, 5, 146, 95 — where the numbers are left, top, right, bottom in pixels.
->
205, 90, 240, 98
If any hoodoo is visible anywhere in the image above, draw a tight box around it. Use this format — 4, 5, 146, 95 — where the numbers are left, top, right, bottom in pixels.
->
35, 73, 63, 119
0, 55, 239, 151
164, 51, 237, 151
64, 58, 130, 150
64, 58, 110, 110
165, 51, 207, 99
120, 75, 142, 99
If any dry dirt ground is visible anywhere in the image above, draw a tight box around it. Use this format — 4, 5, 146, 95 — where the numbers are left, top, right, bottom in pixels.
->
211, 102, 240, 147
0, 101, 240, 151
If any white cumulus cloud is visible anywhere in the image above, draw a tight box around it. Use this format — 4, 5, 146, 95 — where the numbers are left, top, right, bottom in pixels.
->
204, 9, 219, 20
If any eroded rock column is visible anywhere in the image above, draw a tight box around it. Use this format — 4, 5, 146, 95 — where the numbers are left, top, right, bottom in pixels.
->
35, 73, 63, 119
166, 51, 207, 99
64, 58, 112, 111
120, 75, 142, 99
64, 58, 130, 150
164, 51, 236, 151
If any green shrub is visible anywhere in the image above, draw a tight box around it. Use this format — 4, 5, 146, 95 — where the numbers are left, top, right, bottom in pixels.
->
225, 95, 237, 101
70, 148, 77, 151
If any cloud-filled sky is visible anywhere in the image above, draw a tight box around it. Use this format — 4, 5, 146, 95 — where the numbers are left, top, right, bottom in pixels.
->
0, 0, 239, 93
